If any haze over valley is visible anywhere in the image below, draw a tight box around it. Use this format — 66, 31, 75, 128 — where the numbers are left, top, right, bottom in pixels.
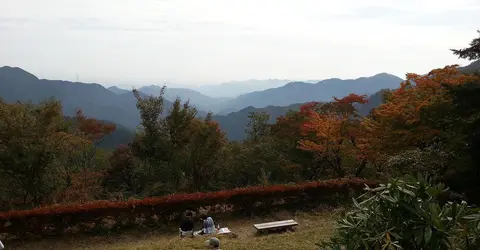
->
3, 1, 480, 249
1, 59, 479, 141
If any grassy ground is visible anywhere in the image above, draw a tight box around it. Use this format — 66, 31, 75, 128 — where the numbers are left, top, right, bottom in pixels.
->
5, 209, 339, 250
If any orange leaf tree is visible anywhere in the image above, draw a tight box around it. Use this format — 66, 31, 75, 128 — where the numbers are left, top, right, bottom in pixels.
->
363, 65, 476, 156
298, 94, 370, 177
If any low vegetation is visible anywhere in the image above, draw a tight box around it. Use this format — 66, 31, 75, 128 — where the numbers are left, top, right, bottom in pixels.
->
320, 175, 480, 249
0, 178, 373, 237
0, 31, 480, 249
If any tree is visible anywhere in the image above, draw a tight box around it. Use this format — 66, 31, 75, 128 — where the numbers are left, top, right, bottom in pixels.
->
271, 110, 320, 180
363, 66, 475, 156
103, 144, 140, 197
244, 112, 271, 143
130, 87, 228, 194
0, 100, 85, 209
74, 110, 116, 196
130, 87, 173, 195
436, 79, 480, 200
298, 94, 370, 177
361, 65, 480, 193
451, 30, 480, 61
184, 114, 227, 192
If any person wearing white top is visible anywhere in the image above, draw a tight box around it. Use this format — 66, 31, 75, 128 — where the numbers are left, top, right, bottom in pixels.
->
200, 214, 216, 235
0, 239, 4, 249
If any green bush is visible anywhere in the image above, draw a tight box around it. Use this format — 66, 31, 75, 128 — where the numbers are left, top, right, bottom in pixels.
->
318, 174, 480, 250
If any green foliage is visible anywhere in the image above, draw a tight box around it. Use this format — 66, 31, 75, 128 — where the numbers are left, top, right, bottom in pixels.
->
245, 112, 271, 143
103, 145, 141, 197
111, 88, 227, 196
0, 99, 110, 210
1, 33, 480, 239
451, 30, 480, 61
318, 175, 480, 250
382, 145, 454, 179
0, 100, 67, 209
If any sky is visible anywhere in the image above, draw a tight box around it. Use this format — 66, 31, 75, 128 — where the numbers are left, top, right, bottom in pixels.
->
0, 0, 479, 87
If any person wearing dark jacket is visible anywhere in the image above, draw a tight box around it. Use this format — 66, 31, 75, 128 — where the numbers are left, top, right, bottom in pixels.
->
179, 211, 195, 237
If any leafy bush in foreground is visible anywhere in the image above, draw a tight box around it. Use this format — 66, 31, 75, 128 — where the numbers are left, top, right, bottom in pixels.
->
318, 175, 480, 250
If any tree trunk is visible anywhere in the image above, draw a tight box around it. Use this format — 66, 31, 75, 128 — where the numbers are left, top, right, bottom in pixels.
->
354, 159, 367, 177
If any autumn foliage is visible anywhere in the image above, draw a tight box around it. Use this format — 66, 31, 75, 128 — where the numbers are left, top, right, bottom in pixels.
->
75, 109, 116, 142
0, 178, 375, 236
363, 65, 478, 154
297, 94, 370, 177
2, 46, 480, 240
293, 65, 480, 182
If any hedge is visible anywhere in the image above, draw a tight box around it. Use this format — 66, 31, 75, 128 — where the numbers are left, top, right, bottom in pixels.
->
0, 178, 377, 237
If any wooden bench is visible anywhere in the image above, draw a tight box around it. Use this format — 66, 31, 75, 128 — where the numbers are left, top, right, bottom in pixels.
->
253, 219, 298, 233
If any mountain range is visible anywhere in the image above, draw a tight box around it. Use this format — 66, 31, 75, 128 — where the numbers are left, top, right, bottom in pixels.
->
137, 85, 231, 113
108, 73, 404, 114
212, 89, 389, 141
193, 79, 293, 98
1, 60, 478, 144
0, 66, 174, 130
212, 73, 403, 113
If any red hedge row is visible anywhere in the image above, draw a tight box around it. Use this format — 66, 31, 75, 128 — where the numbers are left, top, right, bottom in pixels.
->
0, 178, 377, 237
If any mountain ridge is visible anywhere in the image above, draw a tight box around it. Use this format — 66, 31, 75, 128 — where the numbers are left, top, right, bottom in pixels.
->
0, 65, 398, 143
215, 72, 403, 113
0, 66, 173, 130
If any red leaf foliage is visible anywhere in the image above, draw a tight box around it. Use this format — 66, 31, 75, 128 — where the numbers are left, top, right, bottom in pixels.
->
333, 93, 368, 105
76, 109, 116, 142
0, 178, 377, 236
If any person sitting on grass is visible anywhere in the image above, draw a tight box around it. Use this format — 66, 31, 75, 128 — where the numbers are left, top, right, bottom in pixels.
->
205, 237, 221, 249
179, 211, 195, 237
199, 213, 216, 235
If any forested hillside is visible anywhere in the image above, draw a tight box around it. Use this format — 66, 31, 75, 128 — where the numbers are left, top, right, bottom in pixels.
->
0, 66, 167, 129
0, 67, 401, 144
1, 62, 479, 209
1, 33, 480, 249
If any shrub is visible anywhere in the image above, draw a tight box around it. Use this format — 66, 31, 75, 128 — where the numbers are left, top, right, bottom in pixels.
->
318, 174, 480, 250
0, 178, 376, 237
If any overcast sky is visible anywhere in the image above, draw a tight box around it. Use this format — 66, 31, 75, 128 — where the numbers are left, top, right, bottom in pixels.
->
1, 0, 479, 87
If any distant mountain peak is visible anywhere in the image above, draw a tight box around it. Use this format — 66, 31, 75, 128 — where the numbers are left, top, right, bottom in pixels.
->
459, 59, 480, 73
0, 65, 30, 72
143, 84, 162, 88
284, 81, 312, 87
216, 72, 404, 113
371, 72, 403, 79
107, 86, 130, 95
373, 72, 391, 76
0, 66, 39, 81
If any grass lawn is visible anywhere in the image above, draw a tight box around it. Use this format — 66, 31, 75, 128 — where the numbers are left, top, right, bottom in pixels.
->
5, 209, 339, 250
